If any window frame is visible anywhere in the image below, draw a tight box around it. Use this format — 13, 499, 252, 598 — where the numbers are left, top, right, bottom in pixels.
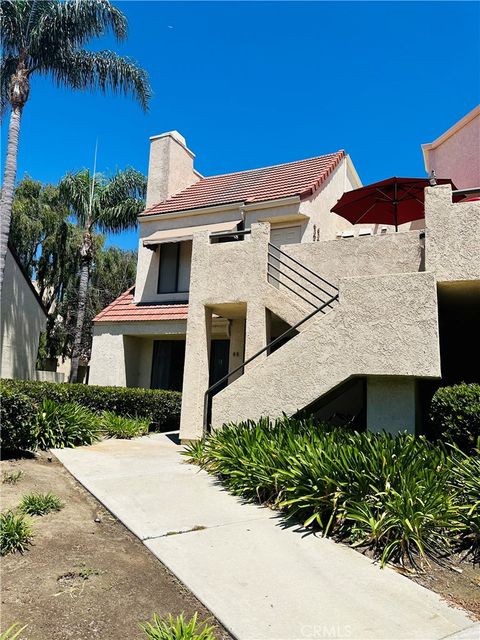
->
157, 241, 189, 295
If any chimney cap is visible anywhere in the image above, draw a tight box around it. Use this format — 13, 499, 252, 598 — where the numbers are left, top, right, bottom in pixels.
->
149, 130, 195, 158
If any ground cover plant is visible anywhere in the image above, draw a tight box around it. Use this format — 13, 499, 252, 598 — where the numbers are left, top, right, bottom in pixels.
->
184, 416, 479, 568
35, 399, 100, 449
0, 511, 33, 556
140, 613, 217, 640
100, 411, 150, 439
19, 493, 64, 517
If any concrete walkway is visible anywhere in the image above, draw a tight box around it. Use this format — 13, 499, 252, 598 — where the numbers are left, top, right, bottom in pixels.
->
55, 434, 477, 640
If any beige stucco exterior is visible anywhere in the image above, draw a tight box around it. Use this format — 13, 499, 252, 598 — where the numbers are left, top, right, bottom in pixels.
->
0, 248, 47, 380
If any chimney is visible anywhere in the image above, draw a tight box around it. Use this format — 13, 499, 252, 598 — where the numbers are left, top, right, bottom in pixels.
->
145, 131, 200, 208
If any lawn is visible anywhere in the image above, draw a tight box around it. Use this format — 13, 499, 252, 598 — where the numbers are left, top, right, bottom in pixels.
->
1, 452, 230, 640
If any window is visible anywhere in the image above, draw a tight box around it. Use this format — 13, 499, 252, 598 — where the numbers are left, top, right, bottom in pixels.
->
157, 241, 192, 294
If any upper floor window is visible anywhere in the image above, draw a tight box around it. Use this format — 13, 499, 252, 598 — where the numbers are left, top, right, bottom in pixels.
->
157, 241, 192, 294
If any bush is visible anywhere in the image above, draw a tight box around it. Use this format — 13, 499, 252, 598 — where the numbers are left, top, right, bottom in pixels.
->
184, 416, 477, 567
0, 389, 38, 453
0, 511, 33, 556
35, 399, 100, 449
1, 379, 181, 431
19, 492, 64, 516
100, 411, 150, 439
140, 613, 216, 640
430, 383, 480, 453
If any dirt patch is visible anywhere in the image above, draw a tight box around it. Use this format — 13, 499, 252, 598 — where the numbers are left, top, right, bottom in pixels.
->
406, 555, 480, 621
1, 453, 231, 640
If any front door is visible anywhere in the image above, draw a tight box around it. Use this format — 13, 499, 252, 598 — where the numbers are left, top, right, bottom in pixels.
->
151, 340, 186, 391
209, 339, 230, 393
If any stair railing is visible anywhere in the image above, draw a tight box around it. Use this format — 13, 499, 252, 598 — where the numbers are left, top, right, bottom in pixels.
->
203, 292, 339, 432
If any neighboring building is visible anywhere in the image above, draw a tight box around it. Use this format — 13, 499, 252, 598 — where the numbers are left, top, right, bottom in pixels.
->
90, 128, 480, 441
422, 105, 480, 189
0, 245, 47, 380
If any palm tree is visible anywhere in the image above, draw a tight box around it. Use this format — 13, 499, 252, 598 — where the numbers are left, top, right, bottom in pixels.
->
59, 167, 146, 382
0, 0, 151, 297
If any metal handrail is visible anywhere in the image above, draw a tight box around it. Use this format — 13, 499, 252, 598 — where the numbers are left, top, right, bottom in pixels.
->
267, 271, 319, 308
268, 243, 339, 291
210, 229, 252, 240
267, 251, 337, 299
203, 294, 339, 432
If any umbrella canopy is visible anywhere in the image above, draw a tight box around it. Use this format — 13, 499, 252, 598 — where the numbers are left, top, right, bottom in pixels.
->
331, 177, 456, 231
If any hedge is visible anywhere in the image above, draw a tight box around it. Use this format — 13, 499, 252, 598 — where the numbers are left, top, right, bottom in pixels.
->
0, 388, 38, 453
430, 382, 480, 453
0, 379, 181, 431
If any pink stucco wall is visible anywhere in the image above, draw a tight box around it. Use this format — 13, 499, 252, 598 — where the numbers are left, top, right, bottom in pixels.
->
425, 112, 480, 189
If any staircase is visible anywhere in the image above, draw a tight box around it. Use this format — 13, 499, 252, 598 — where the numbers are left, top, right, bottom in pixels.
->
204, 243, 339, 430
206, 268, 440, 431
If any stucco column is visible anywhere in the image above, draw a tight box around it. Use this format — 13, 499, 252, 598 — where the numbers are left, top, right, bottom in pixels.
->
179, 229, 213, 441
228, 319, 245, 383
179, 305, 212, 441
367, 376, 417, 435
244, 302, 268, 371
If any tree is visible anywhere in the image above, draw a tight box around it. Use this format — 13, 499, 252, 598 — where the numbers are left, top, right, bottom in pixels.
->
0, 0, 151, 297
59, 167, 145, 382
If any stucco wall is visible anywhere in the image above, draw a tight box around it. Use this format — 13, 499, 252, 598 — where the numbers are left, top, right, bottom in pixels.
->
134, 206, 243, 304
89, 320, 187, 387
299, 156, 363, 241
283, 230, 423, 284
424, 185, 480, 282
209, 271, 440, 435
0, 249, 46, 380
423, 111, 480, 190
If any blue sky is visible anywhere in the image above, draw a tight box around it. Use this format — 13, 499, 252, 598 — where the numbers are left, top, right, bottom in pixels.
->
3, 1, 479, 250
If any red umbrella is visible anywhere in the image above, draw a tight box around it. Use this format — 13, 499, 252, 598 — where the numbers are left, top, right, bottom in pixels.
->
331, 177, 456, 231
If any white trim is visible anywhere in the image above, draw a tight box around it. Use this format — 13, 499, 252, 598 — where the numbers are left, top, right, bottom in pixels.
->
139, 202, 245, 223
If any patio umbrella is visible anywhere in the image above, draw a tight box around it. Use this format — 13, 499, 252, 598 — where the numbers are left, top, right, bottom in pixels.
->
331, 177, 456, 231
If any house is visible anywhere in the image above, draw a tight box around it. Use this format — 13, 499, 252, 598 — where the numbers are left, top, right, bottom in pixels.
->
89, 131, 361, 391
89, 128, 480, 441
422, 105, 480, 190
0, 245, 47, 380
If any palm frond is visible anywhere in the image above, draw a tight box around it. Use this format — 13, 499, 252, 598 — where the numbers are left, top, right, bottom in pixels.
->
27, 0, 127, 57
42, 49, 151, 111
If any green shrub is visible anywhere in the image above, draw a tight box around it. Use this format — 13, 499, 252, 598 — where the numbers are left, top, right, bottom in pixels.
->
0, 511, 33, 556
0, 379, 181, 431
0, 389, 37, 453
185, 416, 474, 567
35, 399, 100, 449
100, 411, 150, 439
430, 383, 480, 453
19, 492, 64, 516
140, 613, 216, 640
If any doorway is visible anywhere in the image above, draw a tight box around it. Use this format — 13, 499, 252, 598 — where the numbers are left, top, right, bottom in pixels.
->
151, 340, 186, 391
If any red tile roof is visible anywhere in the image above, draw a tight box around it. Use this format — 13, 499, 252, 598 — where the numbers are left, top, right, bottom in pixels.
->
94, 287, 188, 323
142, 151, 345, 216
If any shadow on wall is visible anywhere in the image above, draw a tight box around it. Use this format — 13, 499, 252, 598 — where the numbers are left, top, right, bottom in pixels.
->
0, 252, 46, 380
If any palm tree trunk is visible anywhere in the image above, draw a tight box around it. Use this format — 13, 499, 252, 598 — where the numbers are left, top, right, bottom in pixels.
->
0, 106, 23, 298
69, 234, 92, 383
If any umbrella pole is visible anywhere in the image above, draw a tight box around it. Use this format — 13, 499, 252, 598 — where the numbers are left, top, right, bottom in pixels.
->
394, 180, 398, 231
